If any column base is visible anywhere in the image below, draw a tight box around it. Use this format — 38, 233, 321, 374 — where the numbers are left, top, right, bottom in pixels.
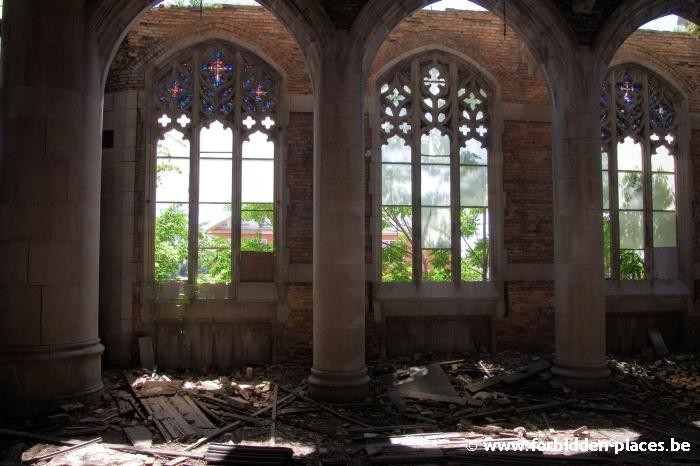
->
0, 340, 105, 418
551, 360, 610, 391
308, 367, 370, 402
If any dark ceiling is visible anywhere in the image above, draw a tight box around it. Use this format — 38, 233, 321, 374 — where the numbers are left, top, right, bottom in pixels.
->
320, 0, 640, 45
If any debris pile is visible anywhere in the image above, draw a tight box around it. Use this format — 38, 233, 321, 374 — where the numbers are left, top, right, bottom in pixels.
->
1, 351, 699, 465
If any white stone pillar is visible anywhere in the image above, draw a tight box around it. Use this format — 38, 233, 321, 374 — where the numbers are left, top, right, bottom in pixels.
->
549, 48, 610, 390
308, 32, 370, 401
0, 0, 104, 414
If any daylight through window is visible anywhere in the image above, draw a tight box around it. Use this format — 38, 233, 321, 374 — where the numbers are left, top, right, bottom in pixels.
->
153, 41, 279, 285
378, 52, 491, 283
600, 65, 680, 281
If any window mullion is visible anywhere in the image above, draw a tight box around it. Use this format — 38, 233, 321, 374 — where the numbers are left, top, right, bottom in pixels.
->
189, 50, 202, 286
609, 78, 620, 283
232, 51, 243, 291
641, 73, 654, 279
411, 59, 422, 284
449, 60, 460, 284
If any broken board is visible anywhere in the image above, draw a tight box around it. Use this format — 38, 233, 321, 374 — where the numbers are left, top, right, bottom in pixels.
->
141, 395, 216, 442
381, 364, 466, 406
123, 426, 152, 448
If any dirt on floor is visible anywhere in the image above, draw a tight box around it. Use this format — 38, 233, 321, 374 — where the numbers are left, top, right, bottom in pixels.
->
1, 350, 699, 465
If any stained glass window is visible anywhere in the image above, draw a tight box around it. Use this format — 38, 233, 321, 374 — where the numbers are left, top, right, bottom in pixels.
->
152, 41, 280, 286
600, 65, 680, 281
378, 52, 491, 283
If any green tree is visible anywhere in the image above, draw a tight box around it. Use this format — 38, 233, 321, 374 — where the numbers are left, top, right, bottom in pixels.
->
154, 205, 189, 281
381, 206, 413, 282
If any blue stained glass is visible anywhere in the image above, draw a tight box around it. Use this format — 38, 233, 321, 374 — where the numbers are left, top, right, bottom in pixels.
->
222, 87, 234, 100
201, 50, 234, 88
158, 95, 169, 109
219, 102, 233, 114
599, 94, 608, 108
202, 99, 214, 115
242, 95, 256, 113
179, 94, 192, 110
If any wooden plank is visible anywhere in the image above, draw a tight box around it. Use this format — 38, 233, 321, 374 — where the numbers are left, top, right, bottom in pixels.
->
171, 395, 216, 434
502, 360, 551, 384
25, 437, 101, 464
142, 396, 197, 441
138, 336, 155, 370
123, 426, 152, 448
184, 387, 302, 451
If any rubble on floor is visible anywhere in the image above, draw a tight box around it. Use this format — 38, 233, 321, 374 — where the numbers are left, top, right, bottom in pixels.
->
1, 351, 699, 465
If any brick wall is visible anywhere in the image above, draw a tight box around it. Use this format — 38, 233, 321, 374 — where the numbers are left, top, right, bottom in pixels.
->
370, 10, 550, 105
106, 5, 311, 94
503, 121, 554, 263
496, 281, 555, 351
286, 113, 314, 265
619, 30, 700, 113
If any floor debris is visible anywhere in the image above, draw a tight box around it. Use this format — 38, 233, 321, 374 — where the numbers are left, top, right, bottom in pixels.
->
1, 351, 699, 465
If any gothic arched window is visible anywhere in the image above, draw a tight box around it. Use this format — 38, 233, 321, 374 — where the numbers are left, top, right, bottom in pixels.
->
376, 51, 492, 283
152, 41, 280, 287
601, 64, 681, 281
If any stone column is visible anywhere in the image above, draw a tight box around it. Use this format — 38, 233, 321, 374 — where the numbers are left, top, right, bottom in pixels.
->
0, 0, 104, 415
308, 32, 370, 401
549, 48, 610, 390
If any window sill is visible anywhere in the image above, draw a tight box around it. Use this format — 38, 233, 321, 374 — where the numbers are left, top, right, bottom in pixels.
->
153, 281, 278, 302
375, 281, 500, 301
604, 279, 690, 297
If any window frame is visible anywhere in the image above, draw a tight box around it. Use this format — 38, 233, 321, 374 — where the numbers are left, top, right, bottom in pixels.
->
601, 61, 692, 294
145, 39, 288, 300
371, 48, 505, 300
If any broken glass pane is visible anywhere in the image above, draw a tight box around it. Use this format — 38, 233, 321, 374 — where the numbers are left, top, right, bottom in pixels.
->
198, 202, 232, 284
422, 249, 451, 282
461, 207, 488, 281
242, 160, 274, 203
155, 203, 189, 281
199, 159, 232, 202
381, 206, 413, 283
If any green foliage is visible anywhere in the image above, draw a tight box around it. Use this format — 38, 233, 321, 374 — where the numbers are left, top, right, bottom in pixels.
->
423, 249, 451, 281
242, 233, 274, 253
380, 206, 413, 282
197, 233, 231, 284
381, 238, 412, 282
620, 249, 645, 280
379, 205, 489, 282
154, 205, 189, 281
460, 208, 488, 281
